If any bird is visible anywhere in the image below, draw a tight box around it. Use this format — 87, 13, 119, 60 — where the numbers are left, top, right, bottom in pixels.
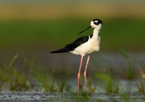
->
50, 19, 103, 96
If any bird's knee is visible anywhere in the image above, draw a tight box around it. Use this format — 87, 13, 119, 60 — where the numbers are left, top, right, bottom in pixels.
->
78, 73, 80, 79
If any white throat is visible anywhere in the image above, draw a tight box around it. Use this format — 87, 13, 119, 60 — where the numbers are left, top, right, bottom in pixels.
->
92, 25, 102, 38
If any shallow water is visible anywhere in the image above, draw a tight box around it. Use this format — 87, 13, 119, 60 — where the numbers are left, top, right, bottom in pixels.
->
0, 79, 144, 102
0, 92, 145, 102
1, 50, 145, 69
0, 51, 145, 101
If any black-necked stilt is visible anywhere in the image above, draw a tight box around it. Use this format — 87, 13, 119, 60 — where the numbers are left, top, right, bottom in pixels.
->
50, 19, 103, 96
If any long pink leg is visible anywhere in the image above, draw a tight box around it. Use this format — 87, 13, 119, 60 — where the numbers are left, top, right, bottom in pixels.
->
77, 55, 83, 95
84, 55, 90, 97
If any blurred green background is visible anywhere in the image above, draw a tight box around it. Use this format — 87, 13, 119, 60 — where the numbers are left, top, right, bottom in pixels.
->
0, 1, 145, 51
0, 0, 145, 94
0, 1, 145, 77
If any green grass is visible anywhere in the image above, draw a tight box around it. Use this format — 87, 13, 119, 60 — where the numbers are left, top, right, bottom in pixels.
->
0, 18, 145, 101
0, 53, 145, 102
0, 52, 142, 92
0, 18, 145, 51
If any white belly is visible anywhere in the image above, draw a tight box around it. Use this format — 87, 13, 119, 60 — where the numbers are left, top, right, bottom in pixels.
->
70, 37, 101, 56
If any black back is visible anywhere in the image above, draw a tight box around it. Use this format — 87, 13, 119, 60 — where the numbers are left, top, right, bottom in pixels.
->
65, 34, 92, 50
50, 34, 92, 53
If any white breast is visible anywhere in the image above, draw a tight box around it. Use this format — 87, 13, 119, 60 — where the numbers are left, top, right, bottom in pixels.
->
70, 36, 101, 56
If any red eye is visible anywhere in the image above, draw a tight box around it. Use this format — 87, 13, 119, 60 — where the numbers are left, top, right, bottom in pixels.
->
94, 22, 98, 25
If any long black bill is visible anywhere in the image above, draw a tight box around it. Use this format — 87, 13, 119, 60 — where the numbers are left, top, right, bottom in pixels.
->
78, 26, 91, 34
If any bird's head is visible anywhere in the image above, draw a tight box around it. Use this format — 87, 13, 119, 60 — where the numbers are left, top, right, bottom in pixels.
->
91, 19, 103, 28
78, 19, 103, 34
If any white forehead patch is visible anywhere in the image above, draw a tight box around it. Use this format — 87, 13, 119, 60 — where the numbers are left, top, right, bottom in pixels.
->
91, 21, 94, 25
91, 21, 96, 28
94, 20, 98, 23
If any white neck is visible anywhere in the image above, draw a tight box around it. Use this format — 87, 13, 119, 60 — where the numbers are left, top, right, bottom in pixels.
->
92, 26, 101, 38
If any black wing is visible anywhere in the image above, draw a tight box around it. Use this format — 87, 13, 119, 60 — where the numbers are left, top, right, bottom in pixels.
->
50, 34, 92, 53
65, 35, 90, 51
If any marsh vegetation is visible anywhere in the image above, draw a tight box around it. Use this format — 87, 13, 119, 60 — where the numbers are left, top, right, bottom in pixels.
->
0, 2, 145, 101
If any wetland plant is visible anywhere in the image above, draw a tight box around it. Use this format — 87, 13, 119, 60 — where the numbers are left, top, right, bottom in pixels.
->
31, 69, 55, 92
95, 72, 119, 93
136, 78, 145, 93
136, 64, 145, 93
120, 50, 136, 80
0, 53, 29, 91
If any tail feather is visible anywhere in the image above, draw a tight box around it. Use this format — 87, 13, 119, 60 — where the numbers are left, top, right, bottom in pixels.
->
50, 48, 70, 53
